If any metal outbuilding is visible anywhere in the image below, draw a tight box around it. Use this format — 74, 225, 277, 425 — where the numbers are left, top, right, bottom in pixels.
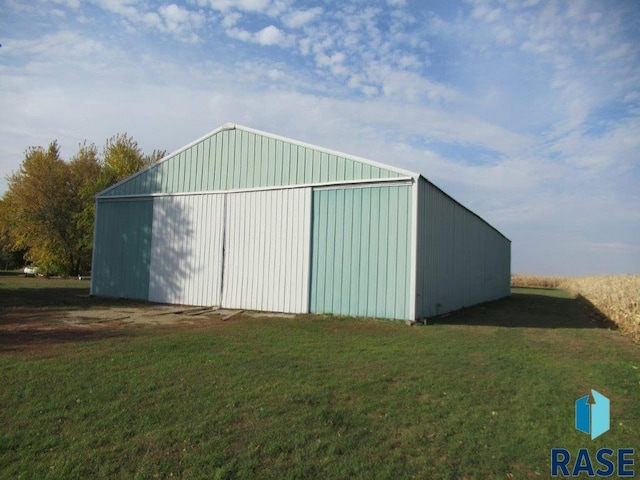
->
91, 123, 510, 321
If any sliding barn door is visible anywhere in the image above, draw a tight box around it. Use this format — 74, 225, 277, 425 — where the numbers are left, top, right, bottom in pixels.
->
149, 194, 225, 306
222, 188, 312, 313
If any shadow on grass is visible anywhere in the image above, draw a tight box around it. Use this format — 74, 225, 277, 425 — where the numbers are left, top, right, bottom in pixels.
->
0, 271, 23, 277
429, 291, 618, 330
0, 285, 150, 312
0, 327, 130, 353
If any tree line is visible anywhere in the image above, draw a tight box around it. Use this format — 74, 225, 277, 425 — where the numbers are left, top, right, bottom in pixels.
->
0, 134, 165, 276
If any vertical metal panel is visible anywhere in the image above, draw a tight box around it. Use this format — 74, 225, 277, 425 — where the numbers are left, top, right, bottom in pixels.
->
222, 188, 312, 313
102, 128, 403, 196
92, 199, 153, 300
310, 185, 413, 320
415, 178, 511, 318
148, 194, 225, 306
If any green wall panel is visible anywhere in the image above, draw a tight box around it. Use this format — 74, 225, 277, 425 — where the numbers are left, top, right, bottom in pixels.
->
414, 178, 511, 317
92, 199, 153, 300
310, 185, 412, 320
101, 128, 403, 197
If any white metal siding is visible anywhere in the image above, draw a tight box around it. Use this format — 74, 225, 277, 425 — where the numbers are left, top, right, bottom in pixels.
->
149, 194, 225, 306
222, 188, 312, 313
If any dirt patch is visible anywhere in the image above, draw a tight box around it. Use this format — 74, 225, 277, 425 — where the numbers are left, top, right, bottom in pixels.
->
61, 305, 215, 327
1, 303, 234, 331
0, 285, 300, 354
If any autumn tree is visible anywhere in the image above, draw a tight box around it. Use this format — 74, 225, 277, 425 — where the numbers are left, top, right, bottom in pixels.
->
1, 142, 82, 274
0, 201, 24, 269
100, 133, 164, 187
0, 134, 165, 276
68, 142, 103, 274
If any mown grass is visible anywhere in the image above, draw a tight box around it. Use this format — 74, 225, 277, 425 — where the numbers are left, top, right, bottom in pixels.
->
512, 274, 640, 342
0, 271, 85, 288
1, 281, 639, 479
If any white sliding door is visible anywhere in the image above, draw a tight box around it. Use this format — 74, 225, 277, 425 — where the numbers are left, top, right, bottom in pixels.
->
149, 194, 225, 306
222, 188, 312, 313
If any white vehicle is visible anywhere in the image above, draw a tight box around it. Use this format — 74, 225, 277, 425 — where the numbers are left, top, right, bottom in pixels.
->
23, 265, 40, 276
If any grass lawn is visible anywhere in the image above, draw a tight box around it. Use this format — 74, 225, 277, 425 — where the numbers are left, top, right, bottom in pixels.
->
1, 277, 638, 479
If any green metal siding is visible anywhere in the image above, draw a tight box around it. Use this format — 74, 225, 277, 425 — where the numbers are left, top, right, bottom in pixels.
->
91, 199, 153, 300
310, 185, 412, 320
414, 178, 511, 318
101, 128, 403, 197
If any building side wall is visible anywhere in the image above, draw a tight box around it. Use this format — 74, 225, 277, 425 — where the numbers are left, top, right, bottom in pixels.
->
222, 188, 312, 313
310, 184, 413, 320
91, 199, 153, 300
148, 194, 225, 306
102, 129, 402, 197
415, 178, 511, 318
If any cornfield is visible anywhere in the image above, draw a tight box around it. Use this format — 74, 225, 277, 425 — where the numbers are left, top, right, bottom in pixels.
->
512, 274, 640, 342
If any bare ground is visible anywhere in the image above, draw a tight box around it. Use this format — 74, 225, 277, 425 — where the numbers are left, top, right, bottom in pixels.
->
0, 277, 296, 354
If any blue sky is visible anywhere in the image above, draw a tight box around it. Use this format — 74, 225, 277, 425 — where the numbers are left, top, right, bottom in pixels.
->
1, 0, 639, 275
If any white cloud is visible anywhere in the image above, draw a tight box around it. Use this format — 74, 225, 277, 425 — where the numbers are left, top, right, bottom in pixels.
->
158, 3, 205, 39
6, 30, 105, 58
369, 66, 460, 104
283, 7, 323, 28
298, 37, 311, 55
221, 11, 241, 27
347, 75, 378, 97
267, 68, 283, 80
551, 116, 640, 173
520, 40, 552, 53
255, 25, 286, 46
97, 1, 205, 41
492, 24, 513, 44
100, 0, 140, 21
316, 52, 345, 68
362, 85, 379, 97
472, 5, 501, 22
199, 0, 270, 12
226, 27, 251, 42
142, 12, 162, 28
623, 91, 640, 103
48, 0, 80, 8
228, 25, 292, 47
285, 4, 435, 100
161, 4, 192, 25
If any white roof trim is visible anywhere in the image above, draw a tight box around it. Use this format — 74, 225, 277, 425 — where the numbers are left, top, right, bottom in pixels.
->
97, 122, 419, 198
96, 176, 414, 201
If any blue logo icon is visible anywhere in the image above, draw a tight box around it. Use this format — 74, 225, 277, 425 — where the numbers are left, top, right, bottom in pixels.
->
575, 389, 610, 440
